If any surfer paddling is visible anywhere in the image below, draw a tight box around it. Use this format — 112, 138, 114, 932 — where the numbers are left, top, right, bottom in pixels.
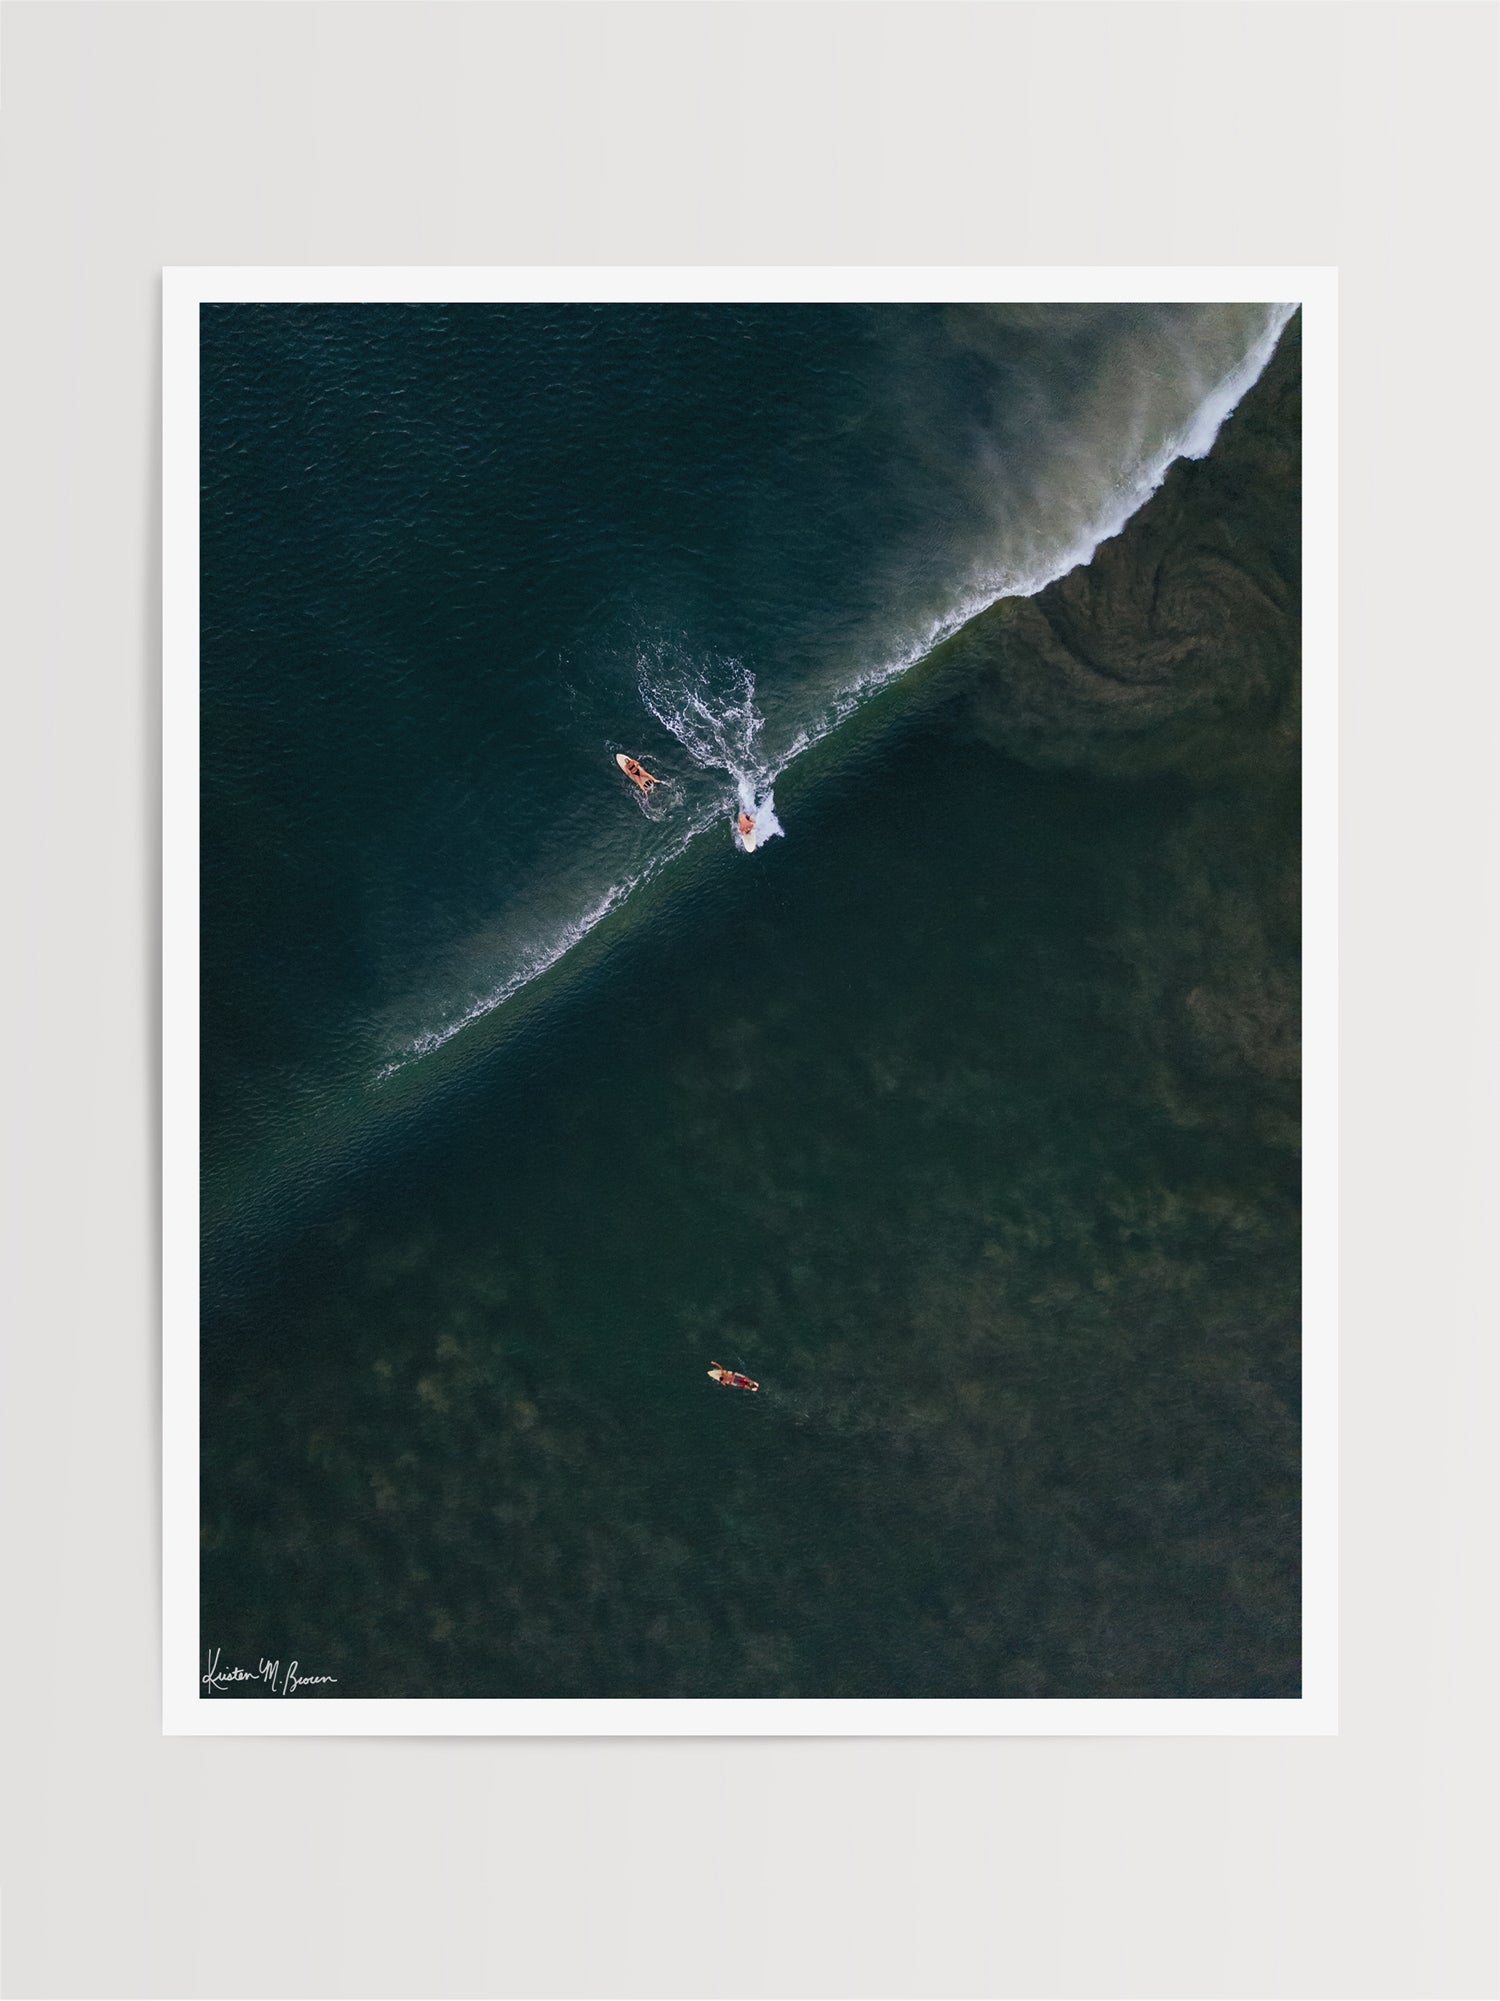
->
708, 1362, 760, 1392
615, 753, 663, 795
737, 810, 757, 853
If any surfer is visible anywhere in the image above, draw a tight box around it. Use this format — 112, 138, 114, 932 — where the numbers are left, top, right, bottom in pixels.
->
708, 1362, 759, 1392
615, 753, 662, 795
736, 810, 756, 849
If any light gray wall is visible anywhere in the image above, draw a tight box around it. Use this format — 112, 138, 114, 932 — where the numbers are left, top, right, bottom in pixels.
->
2, 4, 1497, 1996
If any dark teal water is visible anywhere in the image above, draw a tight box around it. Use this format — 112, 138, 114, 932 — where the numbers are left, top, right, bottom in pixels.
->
200, 303, 1299, 1698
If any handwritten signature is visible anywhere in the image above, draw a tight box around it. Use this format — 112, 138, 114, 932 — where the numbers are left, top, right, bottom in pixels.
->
202, 1647, 338, 1696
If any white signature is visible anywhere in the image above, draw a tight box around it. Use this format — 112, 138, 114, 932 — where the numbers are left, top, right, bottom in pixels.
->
202, 1647, 338, 1696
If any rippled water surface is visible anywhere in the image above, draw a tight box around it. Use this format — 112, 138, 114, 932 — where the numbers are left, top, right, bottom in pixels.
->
200, 302, 1300, 1698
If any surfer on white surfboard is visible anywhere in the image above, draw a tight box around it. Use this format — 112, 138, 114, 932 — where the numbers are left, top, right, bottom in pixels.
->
736, 810, 757, 852
615, 753, 663, 795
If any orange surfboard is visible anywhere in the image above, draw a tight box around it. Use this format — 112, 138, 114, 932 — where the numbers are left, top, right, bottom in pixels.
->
708, 1363, 759, 1392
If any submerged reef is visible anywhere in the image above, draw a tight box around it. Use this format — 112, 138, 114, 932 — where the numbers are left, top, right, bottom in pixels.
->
946, 312, 1300, 786
938, 312, 1302, 1150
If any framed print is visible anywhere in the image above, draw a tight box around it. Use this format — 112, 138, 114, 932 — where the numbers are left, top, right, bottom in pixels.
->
163, 267, 1335, 1734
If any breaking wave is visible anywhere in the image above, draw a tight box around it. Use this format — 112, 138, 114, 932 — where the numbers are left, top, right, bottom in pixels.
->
637, 647, 784, 852
376, 303, 1296, 1079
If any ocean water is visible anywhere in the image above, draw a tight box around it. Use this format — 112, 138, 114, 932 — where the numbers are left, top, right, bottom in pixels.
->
200, 302, 1300, 1698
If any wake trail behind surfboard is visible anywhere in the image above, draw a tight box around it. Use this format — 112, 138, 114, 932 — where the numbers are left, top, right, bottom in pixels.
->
637, 645, 783, 851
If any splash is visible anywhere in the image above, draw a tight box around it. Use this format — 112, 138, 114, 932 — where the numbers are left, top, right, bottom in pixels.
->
638, 645, 783, 850
735, 774, 783, 852
638, 646, 762, 775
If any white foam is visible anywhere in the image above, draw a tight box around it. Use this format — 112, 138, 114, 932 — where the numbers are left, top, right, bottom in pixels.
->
636, 646, 788, 854
375, 798, 721, 1079
734, 775, 783, 851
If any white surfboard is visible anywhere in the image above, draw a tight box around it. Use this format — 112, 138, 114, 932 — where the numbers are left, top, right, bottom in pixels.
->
615, 752, 661, 793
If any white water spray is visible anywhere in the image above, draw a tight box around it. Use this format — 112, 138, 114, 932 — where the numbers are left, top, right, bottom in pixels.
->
637, 646, 784, 852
